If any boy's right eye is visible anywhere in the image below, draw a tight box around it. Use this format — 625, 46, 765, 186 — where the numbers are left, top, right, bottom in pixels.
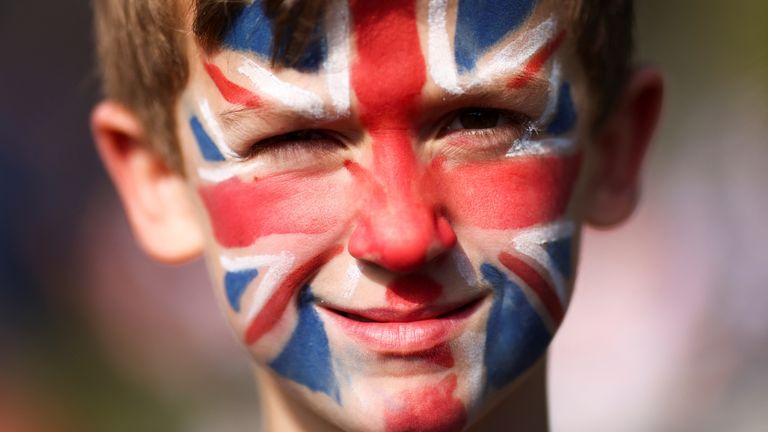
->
241, 129, 349, 171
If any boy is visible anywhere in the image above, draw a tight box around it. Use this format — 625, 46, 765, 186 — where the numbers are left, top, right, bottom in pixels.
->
91, 0, 663, 430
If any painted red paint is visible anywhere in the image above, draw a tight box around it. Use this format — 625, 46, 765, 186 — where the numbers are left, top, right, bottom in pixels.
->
382, 343, 455, 369
347, 0, 456, 272
204, 62, 262, 108
421, 343, 455, 368
386, 274, 443, 308
198, 172, 348, 248
384, 374, 467, 432
498, 251, 564, 326
245, 245, 344, 344
508, 30, 567, 89
432, 153, 582, 230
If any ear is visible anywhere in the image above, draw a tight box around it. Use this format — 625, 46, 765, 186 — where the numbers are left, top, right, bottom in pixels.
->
584, 67, 664, 227
91, 101, 205, 263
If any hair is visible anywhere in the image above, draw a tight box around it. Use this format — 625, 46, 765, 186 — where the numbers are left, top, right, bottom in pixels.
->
93, 0, 634, 172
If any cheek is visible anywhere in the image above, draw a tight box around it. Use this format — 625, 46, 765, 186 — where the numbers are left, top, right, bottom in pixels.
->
434, 154, 582, 229
198, 173, 353, 248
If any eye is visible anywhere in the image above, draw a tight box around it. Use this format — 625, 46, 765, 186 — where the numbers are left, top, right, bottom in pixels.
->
435, 108, 534, 161
446, 108, 502, 131
242, 129, 349, 170
248, 129, 345, 157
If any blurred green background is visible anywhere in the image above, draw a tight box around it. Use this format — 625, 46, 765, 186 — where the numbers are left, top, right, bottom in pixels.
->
0, 1, 766, 431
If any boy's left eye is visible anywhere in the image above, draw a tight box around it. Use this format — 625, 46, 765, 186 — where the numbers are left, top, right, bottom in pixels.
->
436, 108, 533, 160
446, 108, 503, 131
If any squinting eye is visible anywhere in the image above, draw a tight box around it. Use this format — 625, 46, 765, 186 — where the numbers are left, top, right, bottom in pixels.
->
247, 129, 345, 158
442, 108, 527, 135
238, 129, 349, 172
450, 108, 501, 130
435, 108, 534, 161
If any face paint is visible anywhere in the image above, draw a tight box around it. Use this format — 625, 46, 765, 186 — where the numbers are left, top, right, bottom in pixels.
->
182, 0, 584, 430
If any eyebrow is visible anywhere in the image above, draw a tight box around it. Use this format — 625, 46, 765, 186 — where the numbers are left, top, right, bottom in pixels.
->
204, 62, 264, 109
437, 73, 553, 108
216, 105, 305, 130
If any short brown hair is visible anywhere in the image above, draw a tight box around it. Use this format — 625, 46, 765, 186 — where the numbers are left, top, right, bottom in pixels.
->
93, 0, 634, 172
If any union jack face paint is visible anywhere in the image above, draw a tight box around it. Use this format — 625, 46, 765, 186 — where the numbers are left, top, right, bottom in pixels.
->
180, 0, 585, 430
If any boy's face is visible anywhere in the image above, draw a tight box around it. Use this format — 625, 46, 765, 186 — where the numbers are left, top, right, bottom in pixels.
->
180, 0, 587, 429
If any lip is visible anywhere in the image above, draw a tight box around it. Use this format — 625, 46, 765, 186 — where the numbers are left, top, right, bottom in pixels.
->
319, 296, 486, 354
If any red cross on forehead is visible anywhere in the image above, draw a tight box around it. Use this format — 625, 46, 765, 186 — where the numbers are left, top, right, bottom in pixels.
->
200, 0, 565, 124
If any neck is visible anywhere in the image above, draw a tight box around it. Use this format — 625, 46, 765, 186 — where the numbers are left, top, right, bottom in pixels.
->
469, 357, 550, 431
255, 358, 549, 432
255, 366, 340, 432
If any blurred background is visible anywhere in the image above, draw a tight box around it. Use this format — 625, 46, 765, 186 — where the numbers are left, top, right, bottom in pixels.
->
0, 1, 766, 431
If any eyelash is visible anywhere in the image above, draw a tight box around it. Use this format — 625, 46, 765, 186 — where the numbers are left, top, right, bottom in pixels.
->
242, 129, 347, 159
435, 108, 536, 157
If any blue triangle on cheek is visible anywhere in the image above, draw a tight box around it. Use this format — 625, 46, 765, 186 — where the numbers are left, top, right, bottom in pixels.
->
544, 237, 573, 279
480, 263, 551, 392
269, 286, 339, 402
224, 269, 259, 313
190, 116, 225, 162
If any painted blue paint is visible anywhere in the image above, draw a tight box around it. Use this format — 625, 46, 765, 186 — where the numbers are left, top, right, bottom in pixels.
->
481, 263, 551, 392
546, 82, 578, 135
190, 116, 225, 161
269, 286, 339, 401
224, 269, 258, 313
544, 237, 573, 279
454, 0, 538, 73
223, 1, 326, 72
223, 2, 273, 59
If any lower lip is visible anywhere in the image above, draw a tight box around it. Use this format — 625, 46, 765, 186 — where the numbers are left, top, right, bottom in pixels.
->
320, 299, 483, 354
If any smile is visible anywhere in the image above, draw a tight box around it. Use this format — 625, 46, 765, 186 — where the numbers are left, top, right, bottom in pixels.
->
318, 294, 488, 354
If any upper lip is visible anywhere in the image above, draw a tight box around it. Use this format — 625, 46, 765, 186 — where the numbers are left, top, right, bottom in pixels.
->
318, 294, 488, 323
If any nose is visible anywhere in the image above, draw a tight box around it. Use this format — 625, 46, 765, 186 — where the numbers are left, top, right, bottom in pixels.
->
346, 133, 457, 273
348, 199, 457, 273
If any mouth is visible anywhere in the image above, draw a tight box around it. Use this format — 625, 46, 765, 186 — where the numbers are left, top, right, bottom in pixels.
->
318, 295, 488, 354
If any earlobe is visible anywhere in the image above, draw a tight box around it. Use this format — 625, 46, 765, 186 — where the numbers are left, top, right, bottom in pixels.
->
91, 101, 205, 263
585, 67, 664, 227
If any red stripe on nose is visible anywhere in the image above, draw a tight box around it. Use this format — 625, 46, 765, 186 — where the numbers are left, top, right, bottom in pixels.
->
348, 0, 456, 272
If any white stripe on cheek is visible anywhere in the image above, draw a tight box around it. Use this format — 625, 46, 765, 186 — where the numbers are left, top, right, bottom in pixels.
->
505, 137, 575, 158
510, 220, 575, 305
196, 158, 270, 183
428, 0, 462, 94
451, 248, 479, 288
324, 0, 352, 115
238, 58, 327, 119
537, 59, 563, 128
454, 330, 486, 412
469, 16, 557, 88
198, 98, 240, 160
220, 252, 297, 324
340, 262, 362, 300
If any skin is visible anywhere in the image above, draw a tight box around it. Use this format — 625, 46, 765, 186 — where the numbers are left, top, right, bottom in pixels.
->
92, 0, 663, 430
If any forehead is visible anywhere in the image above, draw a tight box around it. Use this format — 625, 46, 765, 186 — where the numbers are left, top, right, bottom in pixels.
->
213, 0, 573, 72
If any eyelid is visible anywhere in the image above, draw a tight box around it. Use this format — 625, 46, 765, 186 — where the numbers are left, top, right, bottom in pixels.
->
437, 108, 533, 138
432, 108, 538, 160
239, 129, 349, 168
